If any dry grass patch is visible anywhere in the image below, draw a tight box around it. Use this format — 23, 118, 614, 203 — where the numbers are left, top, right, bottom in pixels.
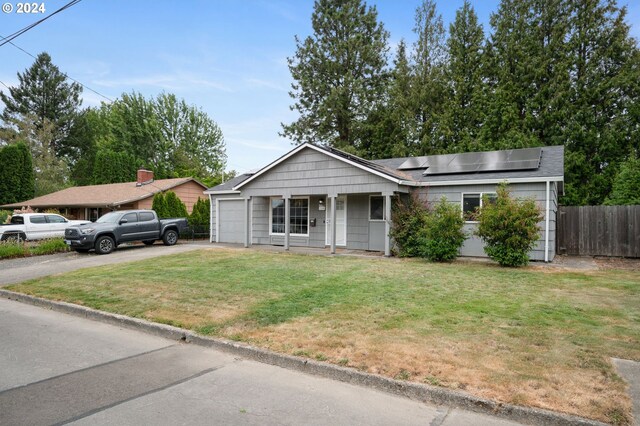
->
8, 248, 639, 424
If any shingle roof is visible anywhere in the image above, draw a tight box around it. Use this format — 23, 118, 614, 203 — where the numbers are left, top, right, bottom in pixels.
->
205, 144, 565, 194
206, 173, 253, 192
371, 145, 564, 183
1, 178, 207, 209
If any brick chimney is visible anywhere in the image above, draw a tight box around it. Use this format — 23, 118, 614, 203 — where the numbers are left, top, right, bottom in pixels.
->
136, 169, 154, 185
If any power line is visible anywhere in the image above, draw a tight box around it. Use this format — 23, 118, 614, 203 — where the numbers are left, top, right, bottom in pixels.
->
0, 35, 113, 102
0, 0, 82, 48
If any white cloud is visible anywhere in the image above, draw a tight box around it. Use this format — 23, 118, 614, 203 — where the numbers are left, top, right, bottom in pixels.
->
93, 73, 233, 92
245, 78, 288, 92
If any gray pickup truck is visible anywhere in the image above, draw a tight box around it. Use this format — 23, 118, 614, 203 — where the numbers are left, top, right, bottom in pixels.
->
64, 210, 188, 254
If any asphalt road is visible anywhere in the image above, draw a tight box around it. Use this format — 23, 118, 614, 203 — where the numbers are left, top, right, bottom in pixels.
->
0, 242, 207, 287
0, 298, 525, 426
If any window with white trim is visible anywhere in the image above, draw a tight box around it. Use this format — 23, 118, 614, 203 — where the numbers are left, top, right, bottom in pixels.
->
270, 197, 309, 236
462, 193, 496, 221
369, 196, 384, 221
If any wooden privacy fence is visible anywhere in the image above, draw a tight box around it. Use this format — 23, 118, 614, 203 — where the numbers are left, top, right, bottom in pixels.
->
557, 205, 640, 258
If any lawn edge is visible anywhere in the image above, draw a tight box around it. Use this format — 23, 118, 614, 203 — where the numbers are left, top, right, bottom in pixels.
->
0, 289, 606, 426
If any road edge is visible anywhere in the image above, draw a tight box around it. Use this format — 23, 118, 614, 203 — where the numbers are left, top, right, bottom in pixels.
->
0, 289, 606, 426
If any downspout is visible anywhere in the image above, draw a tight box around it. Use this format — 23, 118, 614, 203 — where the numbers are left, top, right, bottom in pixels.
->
545, 180, 550, 263
209, 194, 214, 243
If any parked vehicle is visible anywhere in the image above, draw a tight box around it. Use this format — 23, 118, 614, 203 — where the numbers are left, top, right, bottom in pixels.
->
0, 213, 90, 242
64, 210, 188, 254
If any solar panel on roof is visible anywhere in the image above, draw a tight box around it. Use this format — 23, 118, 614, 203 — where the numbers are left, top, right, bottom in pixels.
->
423, 147, 542, 176
397, 157, 428, 170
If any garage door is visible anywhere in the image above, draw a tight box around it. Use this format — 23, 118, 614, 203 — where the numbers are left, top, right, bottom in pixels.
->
218, 199, 245, 243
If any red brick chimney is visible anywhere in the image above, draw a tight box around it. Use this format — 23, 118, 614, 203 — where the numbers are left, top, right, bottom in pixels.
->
136, 169, 154, 185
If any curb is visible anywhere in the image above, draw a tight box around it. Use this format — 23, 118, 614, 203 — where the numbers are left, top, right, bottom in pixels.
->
0, 289, 606, 426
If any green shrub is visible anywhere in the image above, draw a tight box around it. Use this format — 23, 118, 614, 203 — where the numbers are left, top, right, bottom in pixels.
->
389, 194, 429, 257
164, 191, 188, 218
605, 154, 640, 205
30, 238, 69, 256
0, 241, 28, 258
475, 183, 542, 267
0, 210, 11, 224
152, 192, 167, 218
423, 197, 466, 262
189, 197, 210, 227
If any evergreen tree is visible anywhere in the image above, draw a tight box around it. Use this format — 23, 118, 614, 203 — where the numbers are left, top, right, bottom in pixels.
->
0, 52, 82, 157
281, 0, 389, 152
152, 192, 168, 219
605, 153, 640, 205
163, 191, 188, 218
441, 1, 486, 153
563, 0, 640, 205
16, 142, 34, 201
92, 150, 137, 184
0, 144, 24, 204
189, 197, 210, 227
361, 40, 415, 159
411, 0, 448, 155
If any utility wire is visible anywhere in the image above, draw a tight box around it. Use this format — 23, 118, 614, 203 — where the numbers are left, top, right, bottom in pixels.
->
0, 35, 113, 102
0, 0, 82, 48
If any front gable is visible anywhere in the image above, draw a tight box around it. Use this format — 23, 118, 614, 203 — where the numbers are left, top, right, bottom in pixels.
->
237, 146, 404, 197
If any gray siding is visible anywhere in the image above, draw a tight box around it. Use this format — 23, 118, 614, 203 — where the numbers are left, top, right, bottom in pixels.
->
415, 181, 558, 261
239, 148, 401, 197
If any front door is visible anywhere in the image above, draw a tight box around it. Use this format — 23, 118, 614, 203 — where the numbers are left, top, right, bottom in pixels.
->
326, 195, 347, 246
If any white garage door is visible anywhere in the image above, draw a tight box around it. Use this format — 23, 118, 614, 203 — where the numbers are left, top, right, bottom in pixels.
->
218, 200, 245, 243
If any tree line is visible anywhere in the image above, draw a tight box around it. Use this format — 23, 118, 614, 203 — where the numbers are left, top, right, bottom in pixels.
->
0, 53, 227, 204
282, 0, 640, 205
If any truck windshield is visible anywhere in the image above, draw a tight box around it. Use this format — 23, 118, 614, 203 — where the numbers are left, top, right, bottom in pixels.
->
95, 212, 121, 223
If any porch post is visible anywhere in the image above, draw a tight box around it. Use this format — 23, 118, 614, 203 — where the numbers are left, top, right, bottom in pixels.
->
244, 197, 250, 248
330, 194, 337, 254
384, 193, 392, 257
284, 196, 290, 251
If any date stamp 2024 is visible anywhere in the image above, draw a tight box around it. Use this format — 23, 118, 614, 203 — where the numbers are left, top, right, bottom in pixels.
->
2, 2, 46, 14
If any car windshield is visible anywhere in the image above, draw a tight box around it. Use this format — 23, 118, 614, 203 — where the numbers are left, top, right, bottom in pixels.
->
95, 212, 121, 223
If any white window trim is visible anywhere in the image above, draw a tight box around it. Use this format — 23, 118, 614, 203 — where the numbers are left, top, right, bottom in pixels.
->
461, 192, 497, 223
369, 195, 385, 222
269, 196, 310, 237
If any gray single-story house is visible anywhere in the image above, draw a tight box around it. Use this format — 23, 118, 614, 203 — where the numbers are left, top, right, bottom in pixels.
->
205, 143, 564, 262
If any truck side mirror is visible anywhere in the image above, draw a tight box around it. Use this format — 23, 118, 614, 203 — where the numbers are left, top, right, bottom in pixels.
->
119, 219, 128, 224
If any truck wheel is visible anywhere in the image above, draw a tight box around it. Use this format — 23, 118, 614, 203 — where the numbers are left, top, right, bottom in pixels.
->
143, 240, 155, 246
95, 236, 115, 255
162, 230, 178, 246
3, 233, 25, 243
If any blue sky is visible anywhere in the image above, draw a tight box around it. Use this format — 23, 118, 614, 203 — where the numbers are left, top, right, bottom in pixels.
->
1, 0, 639, 174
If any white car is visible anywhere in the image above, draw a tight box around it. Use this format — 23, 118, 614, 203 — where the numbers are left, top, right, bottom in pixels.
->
0, 213, 90, 242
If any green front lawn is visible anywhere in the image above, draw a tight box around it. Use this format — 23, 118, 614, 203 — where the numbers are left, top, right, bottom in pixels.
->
8, 248, 640, 424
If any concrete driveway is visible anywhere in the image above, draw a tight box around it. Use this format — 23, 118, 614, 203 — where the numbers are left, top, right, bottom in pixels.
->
0, 298, 522, 426
0, 242, 207, 287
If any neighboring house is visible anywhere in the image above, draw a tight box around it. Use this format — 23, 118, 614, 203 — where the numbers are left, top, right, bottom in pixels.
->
1, 169, 207, 221
205, 143, 564, 262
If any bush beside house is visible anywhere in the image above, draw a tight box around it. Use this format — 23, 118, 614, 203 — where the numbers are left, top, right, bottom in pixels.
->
475, 183, 542, 267
391, 195, 465, 262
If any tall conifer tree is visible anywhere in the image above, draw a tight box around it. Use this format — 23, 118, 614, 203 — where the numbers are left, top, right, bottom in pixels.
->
281, 0, 389, 152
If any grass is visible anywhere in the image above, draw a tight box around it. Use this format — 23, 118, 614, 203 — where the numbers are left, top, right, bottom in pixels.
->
0, 238, 69, 259
7, 248, 640, 424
